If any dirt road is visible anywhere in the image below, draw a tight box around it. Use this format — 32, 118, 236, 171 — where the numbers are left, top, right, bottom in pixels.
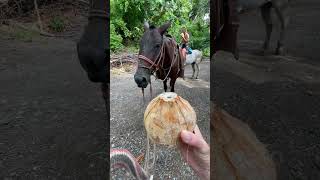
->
0, 34, 107, 179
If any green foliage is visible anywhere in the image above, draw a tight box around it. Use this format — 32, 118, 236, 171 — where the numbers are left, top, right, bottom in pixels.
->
125, 43, 139, 53
49, 16, 65, 32
203, 47, 210, 57
110, 0, 209, 52
181, 19, 209, 50
110, 23, 124, 51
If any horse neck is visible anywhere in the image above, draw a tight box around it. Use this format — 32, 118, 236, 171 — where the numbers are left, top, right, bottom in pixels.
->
161, 37, 177, 68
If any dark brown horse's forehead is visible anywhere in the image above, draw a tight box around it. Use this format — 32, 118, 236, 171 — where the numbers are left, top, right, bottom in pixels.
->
141, 29, 162, 45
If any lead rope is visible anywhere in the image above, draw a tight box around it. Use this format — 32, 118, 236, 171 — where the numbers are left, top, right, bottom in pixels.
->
144, 135, 156, 178
150, 81, 153, 100
142, 88, 145, 103
155, 39, 179, 82
141, 83, 152, 103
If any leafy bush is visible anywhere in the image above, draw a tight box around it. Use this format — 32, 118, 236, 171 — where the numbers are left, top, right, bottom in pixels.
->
110, 23, 124, 51
110, 0, 209, 53
49, 16, 65, 32
203, 47, 210, 57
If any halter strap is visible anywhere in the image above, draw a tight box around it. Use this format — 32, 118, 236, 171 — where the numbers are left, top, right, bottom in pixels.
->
138, 39, 165, 72
138, 55, 160, 70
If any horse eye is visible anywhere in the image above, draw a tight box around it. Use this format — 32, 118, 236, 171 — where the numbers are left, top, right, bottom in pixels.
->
155, 44, 161, 48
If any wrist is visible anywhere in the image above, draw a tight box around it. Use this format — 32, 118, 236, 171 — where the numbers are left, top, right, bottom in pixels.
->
198, 166, 210, 180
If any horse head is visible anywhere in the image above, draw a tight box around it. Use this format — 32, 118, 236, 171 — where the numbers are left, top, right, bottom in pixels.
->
134, 21, 171, 88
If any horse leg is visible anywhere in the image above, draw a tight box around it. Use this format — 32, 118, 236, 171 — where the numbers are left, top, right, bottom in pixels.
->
274, 5, 289, 55
260, 3, 273, 55
195, 63, 200, 79
170, 78, 177, 92
101, 82, 108, 112
163, 79, 168, 92
191, 63, 195, 79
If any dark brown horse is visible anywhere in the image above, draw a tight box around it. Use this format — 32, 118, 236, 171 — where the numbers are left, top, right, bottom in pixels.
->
134, 21, 185, 93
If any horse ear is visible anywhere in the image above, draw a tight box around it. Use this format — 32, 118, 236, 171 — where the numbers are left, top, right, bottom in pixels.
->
144, 21, 149, 32
158, 21, 171, 35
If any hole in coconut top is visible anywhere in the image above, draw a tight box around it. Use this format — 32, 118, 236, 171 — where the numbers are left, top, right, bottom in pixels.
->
160, 92, 177, 101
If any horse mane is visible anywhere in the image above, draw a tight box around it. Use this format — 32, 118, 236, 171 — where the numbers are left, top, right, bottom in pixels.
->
163, 35, 175, 42
162, 36, 180, 51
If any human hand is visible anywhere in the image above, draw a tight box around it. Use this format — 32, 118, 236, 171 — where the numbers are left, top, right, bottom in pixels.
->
178, 125, 210, 180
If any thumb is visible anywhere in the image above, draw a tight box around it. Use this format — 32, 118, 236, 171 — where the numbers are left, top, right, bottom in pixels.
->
180, 130, 204, 149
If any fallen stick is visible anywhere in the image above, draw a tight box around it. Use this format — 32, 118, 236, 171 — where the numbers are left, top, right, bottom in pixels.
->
33, 0, 43, 32
76, 0, 90, 5
110, 59, 137, 63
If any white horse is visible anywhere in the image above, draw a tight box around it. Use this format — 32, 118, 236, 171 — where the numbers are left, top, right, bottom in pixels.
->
184, 50, 203, 79
237, 0, 290, 55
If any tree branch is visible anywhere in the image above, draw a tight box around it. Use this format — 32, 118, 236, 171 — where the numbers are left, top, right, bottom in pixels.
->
34, 0, 43, 32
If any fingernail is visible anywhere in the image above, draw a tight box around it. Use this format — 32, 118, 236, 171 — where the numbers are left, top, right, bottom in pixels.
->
181, 131, 191, 143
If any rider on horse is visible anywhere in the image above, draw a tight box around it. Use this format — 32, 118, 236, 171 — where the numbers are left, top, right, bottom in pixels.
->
180, 27, 192, 59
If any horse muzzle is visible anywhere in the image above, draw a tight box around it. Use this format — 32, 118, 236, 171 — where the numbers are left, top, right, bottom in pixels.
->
134, 75, 149, 88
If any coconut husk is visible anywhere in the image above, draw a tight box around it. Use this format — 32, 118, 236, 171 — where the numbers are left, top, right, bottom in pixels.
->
144, 92, 196, 146
211, 102, 276, 180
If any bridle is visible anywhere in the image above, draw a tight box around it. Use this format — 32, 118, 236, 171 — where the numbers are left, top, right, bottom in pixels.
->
137, 39, 165, 74
137, 35, 179, 101
137, 36, 179, 81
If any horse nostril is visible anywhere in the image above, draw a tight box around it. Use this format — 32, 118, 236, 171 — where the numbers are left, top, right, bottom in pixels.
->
134, 75, 145, 84
142, 77, 147, 83
134, 74, 148, 88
